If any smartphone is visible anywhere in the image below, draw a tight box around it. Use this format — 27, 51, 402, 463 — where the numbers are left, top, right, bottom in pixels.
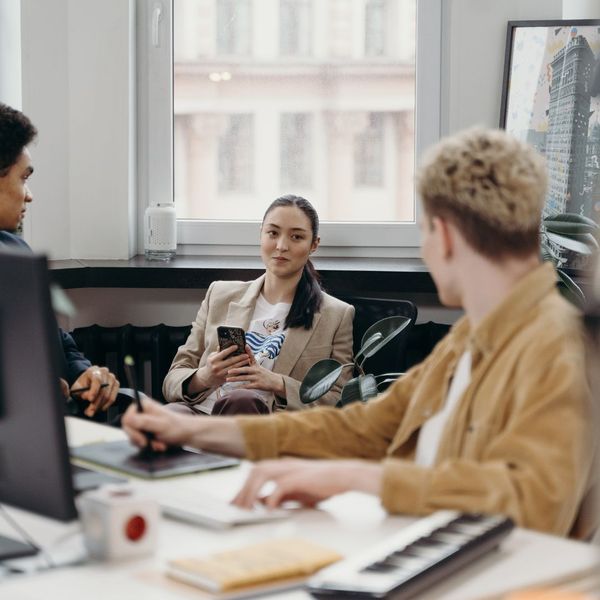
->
217, 326, 247, 356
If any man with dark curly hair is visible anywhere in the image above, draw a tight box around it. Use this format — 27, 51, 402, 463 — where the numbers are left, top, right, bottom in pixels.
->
0, 102, 120, 418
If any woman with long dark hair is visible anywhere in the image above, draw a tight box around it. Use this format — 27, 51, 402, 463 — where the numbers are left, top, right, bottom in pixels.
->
163, 195, 354, 415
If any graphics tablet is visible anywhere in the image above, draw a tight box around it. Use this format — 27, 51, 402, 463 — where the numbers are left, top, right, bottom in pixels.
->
71, 440, 240, 479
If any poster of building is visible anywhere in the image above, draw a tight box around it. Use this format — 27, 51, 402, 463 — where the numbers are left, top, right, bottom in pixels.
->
500, 21, 600, 225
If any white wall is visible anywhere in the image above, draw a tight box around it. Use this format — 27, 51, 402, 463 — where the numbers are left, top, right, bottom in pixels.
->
20, 0, 136, 260
441, 0, 562, 135
0, 0, 22, 108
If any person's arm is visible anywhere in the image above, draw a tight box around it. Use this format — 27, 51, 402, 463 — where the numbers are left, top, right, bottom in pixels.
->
60, 329, 120, 416
60, 328, 91, 384
237, 357, 426, 461
122, 396, 247, 457
162, 283, 213, 402
379, 347, 592, 536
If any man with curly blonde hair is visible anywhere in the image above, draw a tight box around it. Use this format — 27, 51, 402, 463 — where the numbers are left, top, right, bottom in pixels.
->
124, 128, 594, 537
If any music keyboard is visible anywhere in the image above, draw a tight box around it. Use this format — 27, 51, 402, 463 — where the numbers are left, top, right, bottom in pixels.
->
307, 510, 514, 599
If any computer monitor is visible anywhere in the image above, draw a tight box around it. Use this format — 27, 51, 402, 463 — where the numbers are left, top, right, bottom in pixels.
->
0, 250, 77, 560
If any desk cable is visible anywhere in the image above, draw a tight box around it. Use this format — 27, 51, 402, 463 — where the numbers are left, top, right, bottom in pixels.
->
0, 503, 51, 570
0, 505, 88, 577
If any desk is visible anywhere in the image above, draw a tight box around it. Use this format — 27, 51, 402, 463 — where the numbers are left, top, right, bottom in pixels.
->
1, 418, 598, 600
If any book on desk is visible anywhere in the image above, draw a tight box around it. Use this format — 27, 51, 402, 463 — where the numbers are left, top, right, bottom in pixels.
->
166, 537, 342, 599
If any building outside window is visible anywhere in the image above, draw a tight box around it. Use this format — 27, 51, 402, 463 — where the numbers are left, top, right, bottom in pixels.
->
280, 113, 313, 189
354, 113, 384, 187
219, 114, 254, 192
280, 0, 312, 56
173, 0, 417, 224
365, 0, 386, 57
217, 0, 252, 55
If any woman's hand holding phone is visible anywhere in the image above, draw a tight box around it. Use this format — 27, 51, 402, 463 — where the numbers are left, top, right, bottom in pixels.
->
197, 345, 251, 388
225, 344, 286, 396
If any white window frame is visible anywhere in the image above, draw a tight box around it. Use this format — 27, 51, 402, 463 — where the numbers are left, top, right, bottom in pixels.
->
137, 0, 442, 257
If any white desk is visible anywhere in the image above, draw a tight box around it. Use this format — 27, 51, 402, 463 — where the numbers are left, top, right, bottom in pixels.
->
0, 418, 598, 600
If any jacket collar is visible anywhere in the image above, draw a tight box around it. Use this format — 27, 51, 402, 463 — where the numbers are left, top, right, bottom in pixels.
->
225, 275, 266, 328
451, 262, 558, 359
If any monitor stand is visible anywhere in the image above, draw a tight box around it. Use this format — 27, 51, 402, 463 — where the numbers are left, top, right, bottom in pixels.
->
0, 534, 38, 561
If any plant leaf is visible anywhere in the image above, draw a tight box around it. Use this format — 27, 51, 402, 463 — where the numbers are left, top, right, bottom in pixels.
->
374, 372, 404, 380
556, 269, 585, 308
546, 231, 596, 255
339, 376, 363, 406
300, 359, 346, 404
355, 331, 384, 363
543, 212, 598, 228
338, 374, 378, 407
359, 315, 412, 360
544, 220, 598, 236
359, 374, 378, 400
50, 283, 76, 317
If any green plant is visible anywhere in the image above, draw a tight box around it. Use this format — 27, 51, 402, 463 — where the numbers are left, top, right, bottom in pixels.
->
300, 315, 412, 407
541, 212, 599, 306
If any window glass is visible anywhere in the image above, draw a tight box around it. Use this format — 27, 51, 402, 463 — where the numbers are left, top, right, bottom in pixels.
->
217, 0, 251, 55
173, 0, 417, 224
280, 113, 313, 188
280, 0, 312, 56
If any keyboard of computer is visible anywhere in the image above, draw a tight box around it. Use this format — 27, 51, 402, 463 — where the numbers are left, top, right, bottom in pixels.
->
151, 488, 289, 529
306, 510, 514, 599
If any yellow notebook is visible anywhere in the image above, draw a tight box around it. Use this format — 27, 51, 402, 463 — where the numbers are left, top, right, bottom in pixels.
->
166, 537, 342, 598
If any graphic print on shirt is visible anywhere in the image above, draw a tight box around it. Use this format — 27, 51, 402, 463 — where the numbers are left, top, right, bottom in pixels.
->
246, 318, 286, 365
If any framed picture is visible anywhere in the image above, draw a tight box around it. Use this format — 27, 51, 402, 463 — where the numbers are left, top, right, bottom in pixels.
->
500, 20, 600, 227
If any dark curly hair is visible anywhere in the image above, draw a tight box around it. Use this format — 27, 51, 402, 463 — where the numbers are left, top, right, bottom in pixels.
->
0, 103, 37, 176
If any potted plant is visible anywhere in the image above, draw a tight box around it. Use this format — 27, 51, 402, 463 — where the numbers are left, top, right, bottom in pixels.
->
541, 212, 599, 306
300, 315, 412, 407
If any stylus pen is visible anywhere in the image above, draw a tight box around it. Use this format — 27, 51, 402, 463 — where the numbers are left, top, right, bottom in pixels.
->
123, 355, 155, 449
70, 383, 109, 395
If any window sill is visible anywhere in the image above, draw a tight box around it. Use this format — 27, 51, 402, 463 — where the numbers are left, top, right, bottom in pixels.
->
49, 254, 436, 294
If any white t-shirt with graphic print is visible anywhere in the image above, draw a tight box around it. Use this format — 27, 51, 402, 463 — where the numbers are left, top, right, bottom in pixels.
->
199, 294, 291, 414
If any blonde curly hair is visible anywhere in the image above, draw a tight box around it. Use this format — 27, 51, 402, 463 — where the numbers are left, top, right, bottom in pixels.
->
417, 128, 547, 259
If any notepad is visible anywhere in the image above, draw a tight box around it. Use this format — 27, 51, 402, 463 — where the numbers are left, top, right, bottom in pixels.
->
166, 537, 342, 598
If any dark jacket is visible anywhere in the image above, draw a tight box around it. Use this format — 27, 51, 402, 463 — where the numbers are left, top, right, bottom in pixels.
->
0, 230, 91, 383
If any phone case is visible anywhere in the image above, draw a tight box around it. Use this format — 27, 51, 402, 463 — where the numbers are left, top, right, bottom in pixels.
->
217, 326, 246, 356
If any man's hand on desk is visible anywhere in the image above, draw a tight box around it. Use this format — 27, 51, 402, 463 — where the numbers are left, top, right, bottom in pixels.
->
71, 366, 119, 417
232, 458, 383, 509
122, 396, 247, 456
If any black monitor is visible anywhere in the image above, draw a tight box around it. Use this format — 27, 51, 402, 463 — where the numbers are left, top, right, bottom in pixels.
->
0, 250, 77, 560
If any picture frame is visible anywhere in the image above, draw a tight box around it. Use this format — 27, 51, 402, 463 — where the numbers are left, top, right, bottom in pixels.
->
500, 20, 600, 229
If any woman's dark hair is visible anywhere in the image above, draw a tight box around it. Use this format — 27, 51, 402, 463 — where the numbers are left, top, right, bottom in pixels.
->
0, 103, 37, 176
262, 194, 322, 330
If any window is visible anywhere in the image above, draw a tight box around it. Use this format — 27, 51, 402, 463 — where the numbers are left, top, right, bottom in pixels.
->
365, 0, 386, 57
280, 113, 313, 188
140, 0, 442, 252
280, 0, 312, 56
354, 113, 384, 187
219, 115, 254, 192
217, 0, 251, 56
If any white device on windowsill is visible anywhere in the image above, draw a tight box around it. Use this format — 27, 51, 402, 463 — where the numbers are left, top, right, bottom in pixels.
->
144, 203, 176, 260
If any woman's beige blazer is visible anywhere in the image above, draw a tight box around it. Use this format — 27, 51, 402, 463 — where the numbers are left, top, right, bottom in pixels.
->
162, 275, 355, 410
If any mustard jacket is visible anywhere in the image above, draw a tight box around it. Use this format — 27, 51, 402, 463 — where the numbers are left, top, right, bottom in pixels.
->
239, 264, 594, 536
163, 276, 355, 410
